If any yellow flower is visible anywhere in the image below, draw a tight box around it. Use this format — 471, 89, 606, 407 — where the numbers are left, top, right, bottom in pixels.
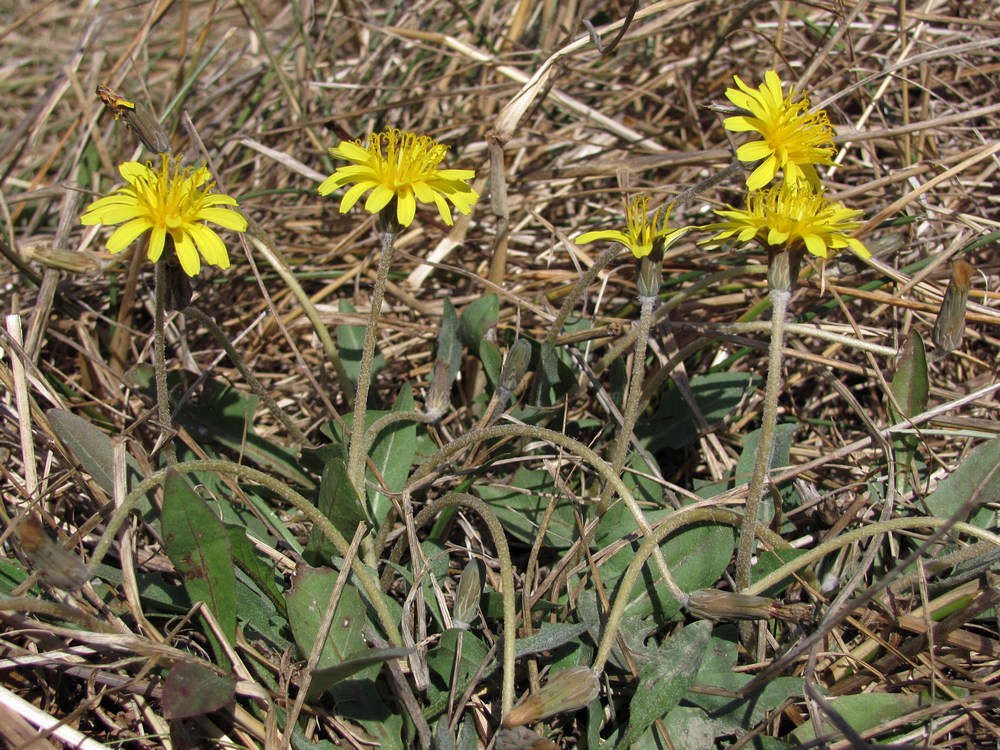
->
80, 155, 246, 277
724, 70, 836, 191
318, 128, 478, 228
574, 196, 690, 259
703, 183, 870, 260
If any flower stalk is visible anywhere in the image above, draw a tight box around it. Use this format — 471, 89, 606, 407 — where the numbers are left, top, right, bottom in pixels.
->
346, 230, 398, 500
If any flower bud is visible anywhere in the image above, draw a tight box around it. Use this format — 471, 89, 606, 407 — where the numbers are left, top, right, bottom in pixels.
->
425, 358, 452, 420
497, 339, 532, 401
503, 667, 600, 727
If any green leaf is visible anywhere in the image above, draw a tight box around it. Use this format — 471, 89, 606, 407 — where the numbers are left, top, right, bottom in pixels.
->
173, 377, 313, 488
284, 564, 368, 698
368, 383, 417, 523
687, 626, 805, 733
619, 621, 712, 748
312, 646, 414, 685
637, 372, 757, 451
734, 422, 800, 515
514, 621, 592, 658
924, 437, 1000, 528
438, 297, 463, 383
477, 468, 577, 548
891, 330, 929, 421
225, 523, 285, 613
458, 294, 498, 351
890, 330, 929, 482
791, 692, 925, 744
46, 409, 150, 515
162, 661, 236, 719
304, 450, 367, 565
161, 470, 237, 649
426, 628, 490, 691
338, 299, 386, 388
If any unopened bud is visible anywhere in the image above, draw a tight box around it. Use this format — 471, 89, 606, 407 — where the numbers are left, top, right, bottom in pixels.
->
425, 358, 452, 420
498, 339, 532, 399
932, 259, 973, 358
503, 667, 600, 727
494, 726, 559, 750
451, 559, 482, 630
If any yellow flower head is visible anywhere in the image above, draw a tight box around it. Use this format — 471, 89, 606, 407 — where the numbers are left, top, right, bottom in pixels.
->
80, 155, 247, 277
318, 128, 478, 229
574, 196, 690, 259
724, 70, 836, 191
703, 183, 870, 260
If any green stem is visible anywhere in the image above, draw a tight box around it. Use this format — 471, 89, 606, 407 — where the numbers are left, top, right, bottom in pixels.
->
744, 516, 1000, 597
598, 295, 654, 511
735, 286, 789, 643
347, 231, 397, 497
386, 492, 517, 715
593, 266, 761, 377
184, 305, 308, 446
545, 243, 621, 345
360, 410, 437, 463
244, 218, 353, 404
87, 458, 402, 647
592, 506, 751, 673
153, 262, 176, 465
720, 321, 897, 357
406, 422, 686, 605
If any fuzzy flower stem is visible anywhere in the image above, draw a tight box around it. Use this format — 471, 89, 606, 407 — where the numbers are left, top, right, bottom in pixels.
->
347, 231, 397, 498
672, 158, 747, 208
244, 218, 353, 405
406, 421, 687, 607
735, 253, 793, 646
153, 260, 176, 465
87, 458, 402, 648
183, 305, 308, 446
598, 296, 655, 512
545, 243, 621, 345
387, 492, 516, 715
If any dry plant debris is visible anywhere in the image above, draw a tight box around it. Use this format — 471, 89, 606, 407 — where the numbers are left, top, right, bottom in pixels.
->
2, 1, 1000, 748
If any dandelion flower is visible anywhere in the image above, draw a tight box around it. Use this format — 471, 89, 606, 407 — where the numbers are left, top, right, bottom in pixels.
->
80, 155, 246, 277
319, 128, 478, 229
703, 183, 870, 260
725, 70, 836, 191
575, 196, 690, 259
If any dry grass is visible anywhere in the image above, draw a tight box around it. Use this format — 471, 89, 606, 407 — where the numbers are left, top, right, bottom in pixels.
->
2, 0, 1000, 748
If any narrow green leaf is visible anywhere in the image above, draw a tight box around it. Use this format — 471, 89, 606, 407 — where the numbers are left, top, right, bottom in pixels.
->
46, 409, 149, 513
161, 470, 237, 648
312, 646, 414, 685
174, 378, 313, 488
225, 523, 285, 613
891, 330, 929, 421
619, 621, 712, 748
791, 693, 924, 744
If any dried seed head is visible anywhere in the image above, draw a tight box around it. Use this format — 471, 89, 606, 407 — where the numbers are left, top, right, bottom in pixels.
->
18, 513, 90, 591
932, 259, 974, 357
